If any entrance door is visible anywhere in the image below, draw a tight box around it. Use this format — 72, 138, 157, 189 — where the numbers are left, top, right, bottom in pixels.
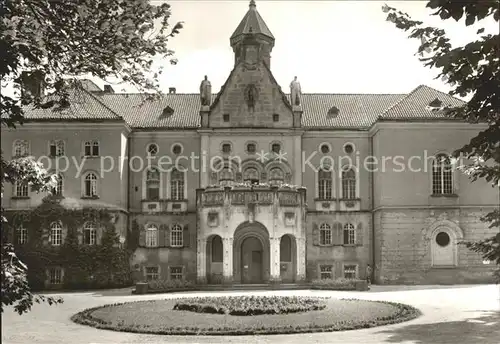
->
241, 237, 263, 284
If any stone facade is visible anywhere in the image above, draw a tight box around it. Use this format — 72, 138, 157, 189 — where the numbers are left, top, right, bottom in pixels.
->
2, 1, 497, 286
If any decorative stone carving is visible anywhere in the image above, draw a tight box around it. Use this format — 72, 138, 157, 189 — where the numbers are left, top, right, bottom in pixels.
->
289, 76, 302, 106
199, 75, 212, 106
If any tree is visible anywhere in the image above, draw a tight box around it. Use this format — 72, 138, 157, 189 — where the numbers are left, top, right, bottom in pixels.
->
1, 0, 182, 314
382, 0, 499, 279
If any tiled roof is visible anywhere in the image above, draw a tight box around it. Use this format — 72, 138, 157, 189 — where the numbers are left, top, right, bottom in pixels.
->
230, 1, 274, 40
381, 85, 465, 120
20, 87, 122, 121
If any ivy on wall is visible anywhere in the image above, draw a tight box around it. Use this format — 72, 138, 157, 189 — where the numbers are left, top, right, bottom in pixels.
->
4, 196, 132, 290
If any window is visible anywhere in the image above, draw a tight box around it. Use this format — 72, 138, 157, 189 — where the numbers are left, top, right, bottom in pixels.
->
50, 221, 62, 246
280, 235, 292, 262
328, 106, 340, 117
271, 143, 281, 153
170, 224, 183, 247
341, 168, 356, 199
13, 140, 29, 157
83, 172, 98, 197
83, 221, 97, 245
320, 265, 333, 280
222, 143, 231, 154
172, 144, 182, 155
432, 154, 453, 195
320, 223, 332, 245
53, 174, 63, 196
49, 268, 63, 284
320, 144, 330, 154
84, 140, 99, 157
212, 236, 223, 262
219, 167, 234, 186
17, 226, 27, 245
49, 140, 65, 157
343, 264, 358, 279
436, 232, 450, 247
145, 266, 159, 281
269, 167, 284, 185
223, 114, 230, 122
318, 168, 332, 199
146, 168, 160, 200
243, 167, 259, 184
170, 169, 184, 200
273, 114, 279, 122
14, 181, 29, 197
147, 143, 158, 156
343, 223, 355, 245
145, 224, 159, 247
246, 143, 256, 154
343, 143, 354, 154
170, 266, 183, 280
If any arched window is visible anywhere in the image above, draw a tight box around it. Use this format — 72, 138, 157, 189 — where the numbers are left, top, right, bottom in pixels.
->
243, 167, 259, 184
145, 224, 158, 247
83, 221, 97, 245
83, 172, 98, 197
53, 174, 63, 196
318, 168, 333, 199
269, 167, 284, 185
84, 140, 99, 157
146, 168, 160, 200
343, 223, 355, 245
17, 226, 27, 245
170, 169, 184, 200
170, 224, 183, 247
432, 154, 453, 195
320, 223, 332, 245
341, 168, 356, 199
49, 140, 65, 157
50, 221, 62, 246
211, 236, 223, 262
14, 181, 28, 197
219, 167, 234, 186
13, 140, 29, 157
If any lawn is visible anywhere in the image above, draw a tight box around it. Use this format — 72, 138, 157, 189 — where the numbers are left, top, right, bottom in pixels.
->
71, 296, 421, 335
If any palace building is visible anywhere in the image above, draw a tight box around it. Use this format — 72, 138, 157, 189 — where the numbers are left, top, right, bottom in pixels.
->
2, 1, 497, 287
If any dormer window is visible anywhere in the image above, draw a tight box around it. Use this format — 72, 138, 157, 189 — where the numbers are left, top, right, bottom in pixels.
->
428, 98, 442, 108
328, 106, 340, 117
162, 106, 174, 117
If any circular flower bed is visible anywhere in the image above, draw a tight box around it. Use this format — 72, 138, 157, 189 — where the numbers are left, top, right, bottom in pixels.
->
173, 296, 327, 316
71, 296, 421, 335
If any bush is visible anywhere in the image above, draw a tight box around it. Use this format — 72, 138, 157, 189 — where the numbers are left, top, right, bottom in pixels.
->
147, 279, 194, 291
311, 278, 363, 290
173, 296, 327, 316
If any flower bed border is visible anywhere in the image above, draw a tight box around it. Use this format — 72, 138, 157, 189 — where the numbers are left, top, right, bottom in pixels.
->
71, 298, 421, 336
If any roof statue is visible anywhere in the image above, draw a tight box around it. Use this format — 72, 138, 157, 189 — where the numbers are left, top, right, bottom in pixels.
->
199, 75, 212, 106
290, 76, 302, 106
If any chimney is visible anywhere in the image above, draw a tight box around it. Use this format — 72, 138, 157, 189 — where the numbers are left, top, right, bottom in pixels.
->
103, 84, 115, 93
169, 87, 176, 94
20, 70, 45, 99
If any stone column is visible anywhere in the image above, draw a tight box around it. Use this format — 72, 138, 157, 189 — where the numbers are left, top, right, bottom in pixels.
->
196, 238, 207, 284
296, 237, 306, 282
269, 237, 281, 283
222, 237, 233, 284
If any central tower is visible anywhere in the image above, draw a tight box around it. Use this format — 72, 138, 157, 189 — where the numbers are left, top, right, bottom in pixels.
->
230, 0, 275, 68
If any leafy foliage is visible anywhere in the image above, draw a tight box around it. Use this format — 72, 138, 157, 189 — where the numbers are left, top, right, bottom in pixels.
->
383, 0, 500, 278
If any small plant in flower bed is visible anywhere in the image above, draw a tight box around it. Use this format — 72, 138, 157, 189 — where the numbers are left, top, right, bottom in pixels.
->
147, 279, 194, 291
173, 296, 327, 316
311, 278, 362, 290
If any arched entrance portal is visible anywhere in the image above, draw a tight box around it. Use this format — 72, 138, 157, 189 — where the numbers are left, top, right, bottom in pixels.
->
233, 222, 270, 284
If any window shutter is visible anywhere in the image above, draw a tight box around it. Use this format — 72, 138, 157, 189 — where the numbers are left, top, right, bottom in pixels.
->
165, 225, 171, 247
333, 222, 342, 245
183, 225, 190, 248
312, 223, 319, 246
139, 230, 146, 247
356, 223, 364, 246
158, 225, 166, 247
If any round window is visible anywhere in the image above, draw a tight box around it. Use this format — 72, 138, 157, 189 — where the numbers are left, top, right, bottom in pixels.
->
147, 143, 158, 155
172, 144, 182, 155
344, 144, 354, 154
435, 232, 450, 247
320, 144, 330, 154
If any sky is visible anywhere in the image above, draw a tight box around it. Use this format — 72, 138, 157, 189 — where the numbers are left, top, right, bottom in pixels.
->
102, 0, 495, 97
